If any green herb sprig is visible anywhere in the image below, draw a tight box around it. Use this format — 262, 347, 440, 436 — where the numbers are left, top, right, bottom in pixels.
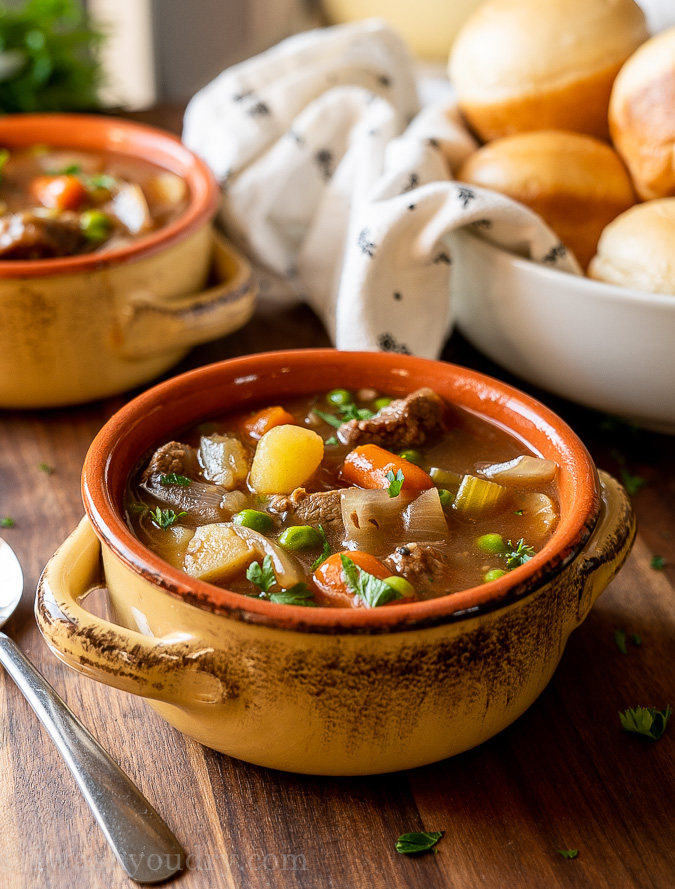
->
310, 524, 332, 571
149, 507, 186, 529
502, 539, 535, 570
395, 831, 443, 855
557, 849, 579, 860
247, 555, 316, 607
159, 473, 192, 487
619, 706, 672, 740
340, 554, 402, 608
386, 469, 404, 498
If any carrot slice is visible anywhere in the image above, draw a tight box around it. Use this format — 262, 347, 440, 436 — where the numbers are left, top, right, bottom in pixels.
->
311, 551, 393, 608
341, 444, 434, 491
242, 405, 296, 439
30, 175, 88, 211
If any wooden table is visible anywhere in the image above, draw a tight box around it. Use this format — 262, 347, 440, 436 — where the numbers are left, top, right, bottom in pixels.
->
1, 112, 674, 889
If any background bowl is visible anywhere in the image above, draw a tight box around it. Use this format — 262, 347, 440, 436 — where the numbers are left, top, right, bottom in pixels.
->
37, 350, 635, 774
0, 113, 255, 408
449, 229, 675, 433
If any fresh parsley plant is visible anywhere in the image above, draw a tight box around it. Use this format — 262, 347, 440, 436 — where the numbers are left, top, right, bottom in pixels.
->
395, 831, 443, 855
619, 706, 672, 740
340, 554, 402, 608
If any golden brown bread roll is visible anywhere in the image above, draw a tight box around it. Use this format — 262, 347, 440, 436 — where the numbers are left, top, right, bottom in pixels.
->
457, 130, 636, 270
588, 199, 675, 293
448, 0, 649, 142
609, 26, 675, 200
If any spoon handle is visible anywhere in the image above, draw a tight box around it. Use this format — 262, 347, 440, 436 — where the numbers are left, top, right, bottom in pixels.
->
0, 631, 184, 884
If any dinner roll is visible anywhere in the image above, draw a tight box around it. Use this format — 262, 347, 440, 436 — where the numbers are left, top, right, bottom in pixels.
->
457, 130, 636, 270
588, 199, 675, 293
448, 0, 649, 142
609, 26, 675, 200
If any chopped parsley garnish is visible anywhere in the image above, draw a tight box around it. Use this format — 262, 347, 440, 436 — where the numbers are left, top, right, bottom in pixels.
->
325, 435, 339, 447
247, 555, 276, 594
314, 401, 374, 429
651, 555, 666, 570
619, 706, 672, 740
269, 584, 316, 606
51, 163, 82, 175
502, 539, 535, 570
310, 525, 332, 571
313, 409, 342, 429
611, 450, 647, 496
159, 473, 191, 487
557, 849, 579, 860
39, 461, 54, 475
87, 173, 117, 190
631, 633, 642, 647
1, 516, 15, 528
386, 468, 405, 498
149, 507, 186, 529
340, 554, 402, 608
614, 629, 628, 655
247, 555, 316, 606
0, 149, 9, 181
395, 831, 443, 855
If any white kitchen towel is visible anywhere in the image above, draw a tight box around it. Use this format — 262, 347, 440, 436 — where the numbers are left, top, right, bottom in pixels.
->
183, 19, 581, 358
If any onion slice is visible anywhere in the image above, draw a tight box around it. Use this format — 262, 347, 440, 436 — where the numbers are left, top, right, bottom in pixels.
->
402, 488, 448, 540
340, 488, 415, 552
229, 523, 303, 588
476, 455, 557, 487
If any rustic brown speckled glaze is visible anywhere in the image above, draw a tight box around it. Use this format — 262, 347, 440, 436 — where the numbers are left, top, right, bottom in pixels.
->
36, 351, 636, 774
0, 114, 255, 407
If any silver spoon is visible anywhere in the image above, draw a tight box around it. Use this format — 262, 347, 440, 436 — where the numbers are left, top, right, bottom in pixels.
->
0, 536, 185, 883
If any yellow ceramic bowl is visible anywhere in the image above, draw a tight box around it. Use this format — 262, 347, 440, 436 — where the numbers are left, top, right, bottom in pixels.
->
36, 350, 635, 775
0, 114, 255, 408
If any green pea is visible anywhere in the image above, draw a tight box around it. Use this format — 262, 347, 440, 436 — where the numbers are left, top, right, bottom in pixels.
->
79, 209, 111, 242
399, 448, 423, 466
383, 575, 416, 598
438, 488, 454, 508
483, 569, 508, 583
373, 396, 392, 411
279, 525, 322, 551
477, 533, 506, 554
326, 388, 351, 406
233, 509, 274, 534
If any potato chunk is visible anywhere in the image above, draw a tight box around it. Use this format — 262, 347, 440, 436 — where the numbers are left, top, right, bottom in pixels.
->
199, 434, 249, 489
183, 523, 257, 583
249, 425, 324, 495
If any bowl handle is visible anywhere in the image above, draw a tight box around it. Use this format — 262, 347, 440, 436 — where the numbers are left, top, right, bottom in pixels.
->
36, 517, 230, 706
116, 229, 256, 359
574, 470, 636, 626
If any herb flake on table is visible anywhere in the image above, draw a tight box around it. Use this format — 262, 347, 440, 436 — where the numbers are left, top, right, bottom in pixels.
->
39, 462, 54, 475
1, 516, 15, 528
557, 849, 579, 859
651, 555, 666, 570
619, 706, 672, 740
395, 831, 443, 855
614, 629, 628, 654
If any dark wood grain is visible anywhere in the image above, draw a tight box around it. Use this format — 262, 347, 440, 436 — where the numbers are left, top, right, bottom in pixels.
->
1, 107, 674, 889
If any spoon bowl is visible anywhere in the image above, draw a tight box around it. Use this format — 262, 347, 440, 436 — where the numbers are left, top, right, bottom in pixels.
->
0, 537, 23, 627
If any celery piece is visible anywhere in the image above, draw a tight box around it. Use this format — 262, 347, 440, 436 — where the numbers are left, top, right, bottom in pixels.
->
452, 475, 507, 517
429, 466, 462, 493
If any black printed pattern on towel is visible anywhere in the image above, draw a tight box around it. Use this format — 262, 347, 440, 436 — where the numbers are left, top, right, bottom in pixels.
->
402, 172, 419, 193
456, 186, 476, 209
358, 229, 376, 257
433, 251, 451, 265
378, 332, 411, 354
543, 243, 567, 264
315, 149, 334, 181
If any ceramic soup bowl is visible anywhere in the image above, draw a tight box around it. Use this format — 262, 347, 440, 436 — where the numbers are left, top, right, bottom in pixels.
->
0, 113, 255, 408
36, 350, 635, 775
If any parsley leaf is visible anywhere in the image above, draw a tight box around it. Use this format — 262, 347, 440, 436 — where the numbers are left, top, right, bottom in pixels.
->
614, 629, 628, 655
338, 403, 374, 422
159, 473, 191, 487
246, 555, 277, 594
386, 468, 405, 498
149, 507, 186, 529
340, 554, 403, 608
310, 524, 332, 571
557, 849, 579, 860
631, 633, 642, 647
619, 706, 672, 740
502, 538, 535, 570
313, 408, 343, 429
269, 583, 317, 607
651, 555, 666, 570
39, 461, 54, 475
1, 516, 15, 528
395, 831, 443, 855
325, 435, 339, 447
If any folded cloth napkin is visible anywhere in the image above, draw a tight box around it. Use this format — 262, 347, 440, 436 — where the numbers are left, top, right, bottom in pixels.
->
183, 19, 580, 358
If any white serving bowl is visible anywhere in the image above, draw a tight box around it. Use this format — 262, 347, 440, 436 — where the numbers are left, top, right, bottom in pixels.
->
449, 229, 675, 434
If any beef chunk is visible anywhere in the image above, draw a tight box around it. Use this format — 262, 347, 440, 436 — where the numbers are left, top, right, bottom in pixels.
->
338, 388, 445, 449
142, 441, 199, 482
385, 542, 451, 586
268, 488, 345, 542
0, 211, 88, 259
